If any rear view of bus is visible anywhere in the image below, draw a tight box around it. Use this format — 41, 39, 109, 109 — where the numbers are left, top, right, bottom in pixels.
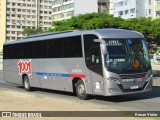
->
83, 29, 152, 97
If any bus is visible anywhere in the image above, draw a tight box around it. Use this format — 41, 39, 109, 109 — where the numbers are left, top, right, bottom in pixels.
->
3, 29, 153, 100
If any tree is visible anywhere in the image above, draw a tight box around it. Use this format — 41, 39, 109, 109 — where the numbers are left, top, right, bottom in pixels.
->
50, 13, 124, 31
22, 27, 44, 36
22, 13, 160, 44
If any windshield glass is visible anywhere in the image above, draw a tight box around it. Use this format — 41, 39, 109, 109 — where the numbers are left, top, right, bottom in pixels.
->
104, 39, 151, 74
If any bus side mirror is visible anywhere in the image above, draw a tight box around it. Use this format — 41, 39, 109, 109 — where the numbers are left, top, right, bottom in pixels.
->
101, 44, 107, 55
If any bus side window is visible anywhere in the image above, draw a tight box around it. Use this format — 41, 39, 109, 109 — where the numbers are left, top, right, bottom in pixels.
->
84, 34, 103, 76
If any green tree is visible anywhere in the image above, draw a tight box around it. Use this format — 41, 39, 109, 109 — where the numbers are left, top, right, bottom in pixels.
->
50, 13, 124, 31
22, 27, 44, 36
22, 13, 160, 44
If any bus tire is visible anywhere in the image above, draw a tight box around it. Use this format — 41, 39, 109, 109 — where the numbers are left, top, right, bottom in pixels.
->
23, 75, 32, 91
76, 79, 89, 100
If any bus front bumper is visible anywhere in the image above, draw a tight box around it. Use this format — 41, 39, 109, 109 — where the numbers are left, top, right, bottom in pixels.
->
104, 77, 153, 96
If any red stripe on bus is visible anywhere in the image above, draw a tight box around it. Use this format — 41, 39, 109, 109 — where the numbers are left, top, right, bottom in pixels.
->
69, 74, 86, 78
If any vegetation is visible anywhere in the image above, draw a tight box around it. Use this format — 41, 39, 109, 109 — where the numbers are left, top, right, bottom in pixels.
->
22, 13, 160, 45
22, 27, 45, 36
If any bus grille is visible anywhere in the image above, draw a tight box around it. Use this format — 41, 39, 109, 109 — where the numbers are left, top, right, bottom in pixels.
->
119, 73, 146, 79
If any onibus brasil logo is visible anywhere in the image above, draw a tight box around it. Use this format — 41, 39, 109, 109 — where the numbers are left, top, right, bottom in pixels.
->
17, 59, 32, 76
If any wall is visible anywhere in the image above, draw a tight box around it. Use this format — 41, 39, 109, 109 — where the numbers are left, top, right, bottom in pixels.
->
74, 0, 98, 15
0, 0, 6, 53
136, 0, 146, 17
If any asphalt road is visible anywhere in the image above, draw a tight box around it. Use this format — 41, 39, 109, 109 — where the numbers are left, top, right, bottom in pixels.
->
0, 73, 160, 111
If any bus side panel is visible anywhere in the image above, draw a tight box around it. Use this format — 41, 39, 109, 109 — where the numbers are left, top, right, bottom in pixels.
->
3, 59, 41, 88
23, 59, 41, 87
34, 58, 93, 94
90, 71, 104, 95
3, 60, 21, 84
60, 58, 92, 93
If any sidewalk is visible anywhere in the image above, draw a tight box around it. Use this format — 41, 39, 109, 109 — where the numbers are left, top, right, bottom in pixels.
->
152, 64, 160, 77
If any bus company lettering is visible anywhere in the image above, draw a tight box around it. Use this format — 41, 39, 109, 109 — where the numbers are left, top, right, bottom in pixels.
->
18, 59, 32, 76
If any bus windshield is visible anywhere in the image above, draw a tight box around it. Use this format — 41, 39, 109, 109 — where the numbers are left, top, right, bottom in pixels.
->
104, 39, 151, 74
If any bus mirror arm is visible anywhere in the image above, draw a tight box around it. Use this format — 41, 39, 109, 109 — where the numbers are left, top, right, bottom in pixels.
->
93, 39, 107, 55
101, 44, 107, 55
94, 39, 105, 44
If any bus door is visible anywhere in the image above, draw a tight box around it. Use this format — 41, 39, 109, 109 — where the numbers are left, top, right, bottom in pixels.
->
84, 34, 104, 95
89, 45, 104, 95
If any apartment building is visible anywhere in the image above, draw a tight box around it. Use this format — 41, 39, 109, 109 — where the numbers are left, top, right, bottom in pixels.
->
154, 0, 160, 18
110, 0, 158, 19
111, 0, 146, 19
52, 0, 98, 21
0, 0, 52, 53
98, 0, 110, 14
0, 0, 6, 53
145, 0, 154, 18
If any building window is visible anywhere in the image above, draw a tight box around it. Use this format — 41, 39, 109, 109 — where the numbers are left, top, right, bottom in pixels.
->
12, 3, 16, 6
32, 10, 36, 13
18, 9, 21, 12
125, 10, 129, 14
119, 11, 123, 16
12, 31, 15, 34
130, 8, 135, 13
7, 8, 10, 11
12, 25, 15, 28
32, 4, 36, 7
22, 9, 26, 12
156, 11, 160, 16
12, 14, 15, 17
149, 9, 151, 14
12, 8, 15, 11
22, 3, 26, 7
17, 26, 21, 29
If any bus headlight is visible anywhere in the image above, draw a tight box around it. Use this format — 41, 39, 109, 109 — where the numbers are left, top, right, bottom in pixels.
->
108, 77, 121, 84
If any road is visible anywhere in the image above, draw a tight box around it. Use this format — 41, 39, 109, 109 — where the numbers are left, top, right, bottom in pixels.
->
0, 74, 160, 111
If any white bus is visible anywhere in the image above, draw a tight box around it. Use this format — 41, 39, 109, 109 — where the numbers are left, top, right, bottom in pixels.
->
3, 29, 153, 99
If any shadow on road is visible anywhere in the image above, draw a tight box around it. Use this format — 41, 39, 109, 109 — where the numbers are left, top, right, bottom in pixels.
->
16, 86, 76, 97
94, 86, 160, 102
16, 85, 160, 102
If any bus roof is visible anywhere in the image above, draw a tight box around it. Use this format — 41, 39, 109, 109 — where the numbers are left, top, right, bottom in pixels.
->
4, 29, 144, 45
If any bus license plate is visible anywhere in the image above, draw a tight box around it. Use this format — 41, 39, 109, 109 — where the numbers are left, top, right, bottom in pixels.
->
131, 85, 139, 89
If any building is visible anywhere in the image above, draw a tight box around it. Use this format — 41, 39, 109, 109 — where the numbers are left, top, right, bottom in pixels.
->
0, 0, 52, 53
111, 0, 146, 19
145, 0, 154, 18
98, 0, 110, 14
52, 0, 98, 21
110, 0, 158, 19
0, 0, 6, 53
154, 0, 160, 18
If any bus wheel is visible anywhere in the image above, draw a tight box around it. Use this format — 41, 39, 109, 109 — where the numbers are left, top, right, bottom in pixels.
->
24, 76, 31, 91
76, 79, 89, 100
